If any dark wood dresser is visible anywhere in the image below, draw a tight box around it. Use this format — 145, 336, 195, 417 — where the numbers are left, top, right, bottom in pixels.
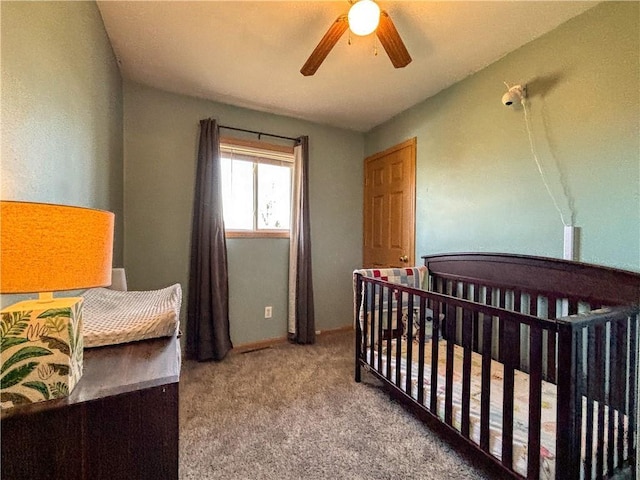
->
1, 334, 181, 480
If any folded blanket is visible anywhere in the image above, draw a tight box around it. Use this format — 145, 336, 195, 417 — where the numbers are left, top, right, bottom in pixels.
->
82, 284, 182, 348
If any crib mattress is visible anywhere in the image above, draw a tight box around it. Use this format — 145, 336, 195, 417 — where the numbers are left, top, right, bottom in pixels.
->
367, 339, 626, 480
82, 284, 182, 348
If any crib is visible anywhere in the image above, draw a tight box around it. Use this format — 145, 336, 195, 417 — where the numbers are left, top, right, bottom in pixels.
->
354, 253, 640, 480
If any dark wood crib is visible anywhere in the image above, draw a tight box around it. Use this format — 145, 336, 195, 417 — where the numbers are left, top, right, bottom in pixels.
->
354, 253, 640, 480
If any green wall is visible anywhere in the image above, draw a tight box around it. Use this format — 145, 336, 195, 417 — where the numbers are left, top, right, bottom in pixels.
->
3, 0, 637, 346
122, 82, 363, 346
365, 2, 639, 272
0, 1, 124, 305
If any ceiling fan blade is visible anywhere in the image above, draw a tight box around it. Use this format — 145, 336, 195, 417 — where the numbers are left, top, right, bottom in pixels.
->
301, 15, 349, 76
376, 11, 412, 69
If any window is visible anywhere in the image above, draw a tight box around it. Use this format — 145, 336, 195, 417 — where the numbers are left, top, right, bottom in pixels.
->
220, 138, 294, 238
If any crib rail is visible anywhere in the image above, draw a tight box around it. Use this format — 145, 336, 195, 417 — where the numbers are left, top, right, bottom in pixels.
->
422, 253, 640, 307
354, 273, 639, 480
556, 307, 639, 479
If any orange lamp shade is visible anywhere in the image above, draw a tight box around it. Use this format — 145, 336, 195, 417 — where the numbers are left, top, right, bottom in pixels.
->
0, 201, 114, 294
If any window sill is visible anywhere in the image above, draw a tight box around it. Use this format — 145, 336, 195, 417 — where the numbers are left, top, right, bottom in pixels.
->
226, 230, 290, 239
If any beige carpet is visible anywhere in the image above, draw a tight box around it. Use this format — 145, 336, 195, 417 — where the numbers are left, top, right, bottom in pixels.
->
179, 330, 496, 479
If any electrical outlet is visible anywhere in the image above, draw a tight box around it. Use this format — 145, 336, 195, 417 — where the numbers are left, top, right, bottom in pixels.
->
264, 306, 272, 319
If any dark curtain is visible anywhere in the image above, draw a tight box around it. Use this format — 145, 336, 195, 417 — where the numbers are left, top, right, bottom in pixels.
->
186, 118, 233, 361
291, 136, 315, 344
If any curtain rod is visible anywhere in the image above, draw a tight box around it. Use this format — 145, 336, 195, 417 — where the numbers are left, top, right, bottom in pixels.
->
218, 125, 298, 143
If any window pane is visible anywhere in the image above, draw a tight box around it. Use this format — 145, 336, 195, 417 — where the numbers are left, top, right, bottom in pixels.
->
257, 163, 291, 230
221, 157, 254, 230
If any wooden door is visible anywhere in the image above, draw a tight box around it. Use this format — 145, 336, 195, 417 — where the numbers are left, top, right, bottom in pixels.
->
363, 138, 416, 268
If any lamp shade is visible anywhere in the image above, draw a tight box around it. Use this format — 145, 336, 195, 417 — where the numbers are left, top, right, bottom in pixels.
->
0, 201, 114, 294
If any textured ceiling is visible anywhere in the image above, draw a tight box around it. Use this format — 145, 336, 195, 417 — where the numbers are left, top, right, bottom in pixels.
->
97, 1, 597, 132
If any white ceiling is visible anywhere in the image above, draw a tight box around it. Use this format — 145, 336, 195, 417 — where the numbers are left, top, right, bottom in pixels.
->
97, 1, 598, 132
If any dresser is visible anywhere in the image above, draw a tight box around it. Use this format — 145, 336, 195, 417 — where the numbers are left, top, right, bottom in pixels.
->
1, 334, 181, 479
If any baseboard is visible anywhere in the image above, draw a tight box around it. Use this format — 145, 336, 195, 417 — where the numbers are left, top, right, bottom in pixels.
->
232, 336, 288, 354
232, 325, 353, 354
315, 325, 354, 337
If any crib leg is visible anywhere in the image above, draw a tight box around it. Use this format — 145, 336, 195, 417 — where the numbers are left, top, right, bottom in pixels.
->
355, 323, 362, 383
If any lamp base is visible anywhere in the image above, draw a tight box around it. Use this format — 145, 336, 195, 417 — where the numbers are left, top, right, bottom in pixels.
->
0, 297, 84, 409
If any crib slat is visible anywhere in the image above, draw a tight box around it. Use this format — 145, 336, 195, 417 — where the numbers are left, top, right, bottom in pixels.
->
485, 286, 492, 305
360, 278, 369, 350
627, 316, 637, 462
395, 290, 403, 388
616, 319, 628, 468
527, 324, 543, 480
528, 294, 538, 380
573, 326, 585, 479
360, 278, 369, 360
386, 287, 393, 380
568, 298, 578, 315
480, 313, 492, 453
513, 289, 521, 312
607, 322, 617, 475
513, 289, 522, 369
529, 294, 538, 317
430, 302, 441, 413
459, 281, 467, 345
547, 297, 558, 384
484, 287, 493, 358
417, 297, 426, 405
596, 324, 606, 477
377, 284, 384, 372
498, 290, 506, 363
405, 294, 414, 395
369, 283, 376, 366
444, 301, 455, 426
584, 325, 595, 480
461, 306, 473, 438
473, 284, 480, 351
501, 318, 517, 470
556, 324, 581, 479
362, 281, 369, 366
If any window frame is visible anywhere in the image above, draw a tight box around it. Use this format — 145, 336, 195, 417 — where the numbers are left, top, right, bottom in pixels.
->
220, 136, 294, 239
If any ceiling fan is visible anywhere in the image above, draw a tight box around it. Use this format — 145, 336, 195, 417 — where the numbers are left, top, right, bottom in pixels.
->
300, 0, 412, 76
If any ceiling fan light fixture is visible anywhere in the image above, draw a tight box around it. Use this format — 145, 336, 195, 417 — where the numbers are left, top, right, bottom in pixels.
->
301, 0, 410, 76
348, 0, 380, 36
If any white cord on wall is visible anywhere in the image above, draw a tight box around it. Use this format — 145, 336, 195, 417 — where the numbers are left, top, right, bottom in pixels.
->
520, 98, 569, 227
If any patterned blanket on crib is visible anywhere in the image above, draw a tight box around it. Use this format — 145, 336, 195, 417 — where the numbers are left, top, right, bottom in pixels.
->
355, 266, 427, 289
354, 266, 428, 312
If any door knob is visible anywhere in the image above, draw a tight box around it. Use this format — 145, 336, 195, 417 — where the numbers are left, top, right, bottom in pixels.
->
399, 255, 408, 263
